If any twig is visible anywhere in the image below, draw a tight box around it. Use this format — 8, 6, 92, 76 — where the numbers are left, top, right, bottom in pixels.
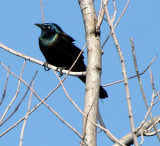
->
0, 67, 135, 146
0, 43, 86, 76
103, 55, 157, 87
96, 0, 109, 31
149, 68, 160, 140
140, 129, 144, 145
0, 66, 10, 105
0, 62, 63, 124
53, 70, 85, 117
102, 0, 131, 49
40, 0, 45, 23
145, 116, 160, 136
0, 86, 58, 137
149, 68, 156, 93
101, 0, 117, 48
114, 0, 131, 28
131, 37, 149, 107
98, 109, 125, 146
0, 64, 83, 139
113, 116, 160, 146
38, 95, 83, 139
131, 38, 160, 141
154, 93, 160, 105
53, 70, 124, 144
19, 81, 34, 146
1, 81, 83, 140
0, 61, 26, 124
0, 71, 38, 126
145, 129, 160, 136
136, 91, 160, 133
144, 117, 160, 136
103, 0, 138, 145
111, 0, 117, 24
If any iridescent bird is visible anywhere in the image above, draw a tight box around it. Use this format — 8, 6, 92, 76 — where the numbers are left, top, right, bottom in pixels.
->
35, 23, 108, 99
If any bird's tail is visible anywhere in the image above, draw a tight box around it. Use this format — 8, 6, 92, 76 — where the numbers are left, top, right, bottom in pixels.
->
78, 76, 108, 99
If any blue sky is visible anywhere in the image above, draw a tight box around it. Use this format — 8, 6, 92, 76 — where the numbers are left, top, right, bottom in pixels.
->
0, 0, 160, 146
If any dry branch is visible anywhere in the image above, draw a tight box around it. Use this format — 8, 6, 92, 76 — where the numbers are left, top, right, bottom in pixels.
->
0, 71, 38, 126
103, 55, 157, 87
19, 81, 34, 146
113, 116, 160, 146
103, 0, 138, 145
0, 66, 10, 105
0, 43, 86, 77
131, 38, 160, 140
0, 61, 26, 124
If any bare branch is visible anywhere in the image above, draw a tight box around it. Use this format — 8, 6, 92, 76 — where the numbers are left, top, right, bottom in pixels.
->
0, 71, 38, 126
0, 61, 26, 124
96, 0, 108, 31
0, 78, 83, 140
0, 66, 10, 105
111, 0, 117, 24
19, 81, 34, 146
136, 91, 160, 133
103, 0, 138, 145
131, 37, 160, 140
113, 116, 160, 146
144, 117, 160, 136
103, 55, 157, 87
149, 68, 160, 140
53, 62, 126, 145
40, 0, 45, 23
0, 64, 83, 139
97, 109, 125, 146
114, 0, 131, 28
102, 0, 131, 49
131, 37, 149, 107
0, 43, 86, 76
53, 70, 85, 117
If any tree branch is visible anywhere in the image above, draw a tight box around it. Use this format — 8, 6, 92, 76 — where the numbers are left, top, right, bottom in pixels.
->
113, 116, 160, 146
103, 0, 138, 145
0, 43, 86, 77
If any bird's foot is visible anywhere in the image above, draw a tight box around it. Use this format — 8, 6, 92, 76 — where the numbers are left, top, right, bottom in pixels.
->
57, 67, 67, 77
43, 62, 50, 71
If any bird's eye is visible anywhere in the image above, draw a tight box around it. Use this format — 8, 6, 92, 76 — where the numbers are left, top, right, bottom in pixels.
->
47, 26, 51, 29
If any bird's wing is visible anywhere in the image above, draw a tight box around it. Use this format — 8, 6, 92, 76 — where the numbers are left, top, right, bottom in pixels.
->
57, 32, 85, 68
58, 32, 84, 56
59, 32, 75, 43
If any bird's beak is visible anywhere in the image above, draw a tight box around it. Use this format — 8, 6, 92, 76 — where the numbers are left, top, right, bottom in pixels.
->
35, 23, 45, 29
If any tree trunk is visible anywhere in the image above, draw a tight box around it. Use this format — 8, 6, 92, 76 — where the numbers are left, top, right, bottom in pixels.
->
78, 1, 102, 146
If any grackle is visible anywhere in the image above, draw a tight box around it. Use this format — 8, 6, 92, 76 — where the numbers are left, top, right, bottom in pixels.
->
35, 23, 108, 99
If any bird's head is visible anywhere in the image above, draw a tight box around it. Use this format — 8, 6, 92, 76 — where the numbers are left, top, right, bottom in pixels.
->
35, 23, 63, 36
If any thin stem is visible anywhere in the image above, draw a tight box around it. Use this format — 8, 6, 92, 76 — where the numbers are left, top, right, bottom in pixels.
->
0, 61, 26, 124
0, 66, 10, 105
40, 0, 45, 23
103, 0, 138, 145
19, 81, 34, 146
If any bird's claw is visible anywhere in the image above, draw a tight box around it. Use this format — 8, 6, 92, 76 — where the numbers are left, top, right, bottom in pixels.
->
43, 62, 50, 71
56, 67, 67, 77
58, 67, 63, 77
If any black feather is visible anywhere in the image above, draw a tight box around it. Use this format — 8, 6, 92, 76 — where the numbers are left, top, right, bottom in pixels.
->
35, 23, 108, 99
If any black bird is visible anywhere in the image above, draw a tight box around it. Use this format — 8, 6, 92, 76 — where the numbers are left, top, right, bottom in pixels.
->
35, 23, 108, 99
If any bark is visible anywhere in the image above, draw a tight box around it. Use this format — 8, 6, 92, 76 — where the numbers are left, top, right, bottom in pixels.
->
113, 116, 160, 146
78, 0, 102, 146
